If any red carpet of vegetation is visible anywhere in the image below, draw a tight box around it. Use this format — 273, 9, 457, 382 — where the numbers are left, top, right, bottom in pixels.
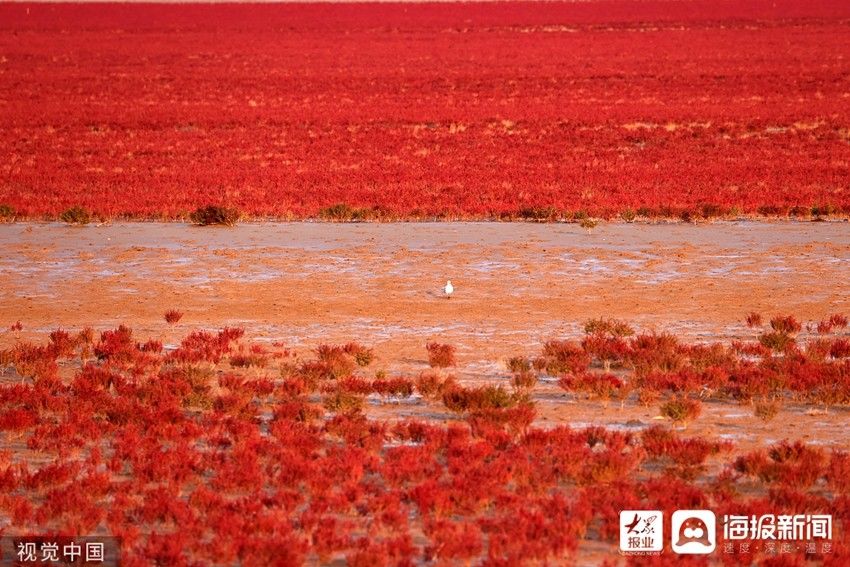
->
1, 1, 850, 220
1, 315, 849, 564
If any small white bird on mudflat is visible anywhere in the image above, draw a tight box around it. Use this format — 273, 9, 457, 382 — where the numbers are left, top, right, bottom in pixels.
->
444, 280, 454, 299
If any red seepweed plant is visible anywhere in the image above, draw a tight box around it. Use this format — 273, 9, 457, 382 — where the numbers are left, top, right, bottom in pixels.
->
163, 309, 183, 324
1, 317, 849, 565
426, 342, 456, 369
745, 311, 763, 328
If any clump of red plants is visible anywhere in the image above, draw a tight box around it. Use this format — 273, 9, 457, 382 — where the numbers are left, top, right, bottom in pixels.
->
1, 315, 850, 565
163, 310, 183, 324
426, 342, 456, 369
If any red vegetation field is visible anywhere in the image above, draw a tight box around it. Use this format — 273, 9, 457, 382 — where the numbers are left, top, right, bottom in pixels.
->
1, 316, 849, 564
1, 1, 850, 220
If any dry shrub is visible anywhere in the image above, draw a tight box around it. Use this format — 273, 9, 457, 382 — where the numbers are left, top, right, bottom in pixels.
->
60, 206, 91, 225
506, 356, 536, 391
754, 398, 781, 422
441, 384, 514, 414
78, 327, 95, 345
0, 204, 15, 222
745, 312, 763, 328
320, 203, 358, 220
416, 371, 457, 400
769, 315, 801, 335
759, 331, 795, 352
164, 310, 183, 324
804, 338, 832, 362
426, 342, 456, 368
314, 344, 356, 379
343, 342, 374, 367
818, 314, 849, 334
637, 388, 660, 407
511, 370, 537, 392
660, 396, 702, 425
506, 356, 531, 374
333, 376, 372, 395
229, 349, 269, 369
583, 318, 634, 338
189, 205, 240, 226
323, 389, 364, 413
518, 206, 558, 222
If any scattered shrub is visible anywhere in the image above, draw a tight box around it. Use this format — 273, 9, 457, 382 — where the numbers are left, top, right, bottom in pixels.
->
0, 204, 15, 221
416, 371, 456, 400
518, 206, 558, 221
189, 205, 240, 226
583, 318, 634, 338
660, 396, 702, 425
559, 372, 625, 402
467, 403, 536, 439
313, 344, 357, 379
506, 356, 531, 374
818, 314, 848, 334
770, 315, 802, 335
637, 388, 660, 407
322, 389, 365, 413
627, 332, 683, 376
319, 203, 356, 220
343, 342, 374, 367
579, 218, 598, 230
830, 339, 850, 359
371, 377, 415, 398
641, 425, 731, 479
426, 342, 456, 368
828, 313, 848, 329
164, 310, 183, 324
511, 370, 537, 392
229, 345, 269, 369
169, 327, 244, 365
745, 312, 763, 328
441, 384, 514, 413
537, 340, 590, 374
754, 398, 781, 422
759, 331, 795, 352
59, 206, 92, 225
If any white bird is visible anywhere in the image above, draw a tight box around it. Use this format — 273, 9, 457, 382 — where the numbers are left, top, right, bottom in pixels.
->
444, 280, 454, 299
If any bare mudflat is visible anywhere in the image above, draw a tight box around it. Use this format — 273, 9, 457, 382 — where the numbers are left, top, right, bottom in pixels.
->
2, 221, 847, 345
2, 221, 848, 453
